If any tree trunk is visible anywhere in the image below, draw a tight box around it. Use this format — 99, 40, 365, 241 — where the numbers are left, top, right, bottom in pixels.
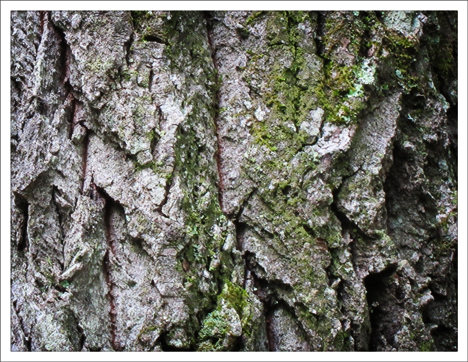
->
10, 10, 457, 352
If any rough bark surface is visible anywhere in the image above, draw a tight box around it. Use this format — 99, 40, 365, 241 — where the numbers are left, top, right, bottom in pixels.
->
11, 10, 457, 351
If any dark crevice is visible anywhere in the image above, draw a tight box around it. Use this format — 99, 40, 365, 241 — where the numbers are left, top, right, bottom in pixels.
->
248, 269, 275, 351
51, 15, 71, 89
422, 272, 458, 351
358, 12, 374, 58
314, 11, 331, 64
156, 175, 173, 218
264, 304, 275, 351
249, 270, 303, 351
150, 128, 158, 156
96, 186, 122, 351
124, 32, 134, 67
31, 95, 49, 117
14, 192, 30, 253
54, 284, 66, 293
148, 66, 154, 92
39, 11, 46, 40
247, 262, 297, 351
374, 11, 384, 24
66, 95, 77, 139
363, 263, 398, 351
325, 249, 341, 289
142, 34, 168, 44
234, 188, 256, 221
421, 12, 457, 103
234, 222, 248, 289
430, 325, 457, 351
51, 14, 79, 142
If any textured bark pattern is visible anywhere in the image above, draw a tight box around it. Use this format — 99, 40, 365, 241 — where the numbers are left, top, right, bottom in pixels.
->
11, 11, 457, 351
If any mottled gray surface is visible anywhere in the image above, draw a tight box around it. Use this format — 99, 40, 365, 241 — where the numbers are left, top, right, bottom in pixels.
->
11, 11, 457, 351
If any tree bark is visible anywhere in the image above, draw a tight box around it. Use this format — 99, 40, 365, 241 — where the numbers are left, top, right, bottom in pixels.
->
10, 10, 457, 351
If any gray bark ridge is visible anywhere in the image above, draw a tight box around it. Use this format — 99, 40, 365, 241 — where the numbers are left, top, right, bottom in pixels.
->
11, 11, 457, 351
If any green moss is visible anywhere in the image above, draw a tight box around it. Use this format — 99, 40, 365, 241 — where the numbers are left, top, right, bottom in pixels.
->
245, 11, 264, 25
381, 31, 420, 91
419, 340, 433, 351
196, 281, 251, 351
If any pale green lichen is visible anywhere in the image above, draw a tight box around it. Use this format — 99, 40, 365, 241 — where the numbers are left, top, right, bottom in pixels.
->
197, 281, 251, 351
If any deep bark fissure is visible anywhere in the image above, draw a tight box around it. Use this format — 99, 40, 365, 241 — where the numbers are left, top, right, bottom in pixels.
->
156, 175, 173, 218
66, 95, 77, 139
247, 264, 298, 351
248, 269, 275, 351
313, 11, 331, 65
148, 66, 154, 92
124, 32, 134, 67
329, 175, 369, 292
51, 15, 71, 89
423, 268, 458, 351
264, 305, 275, 351
203, 12, 225, 214
14, 192, 30, 253
232, 189, 256, 290
39, 11, 46, 41
96, 186, 121, 351
363, 263, 398, 351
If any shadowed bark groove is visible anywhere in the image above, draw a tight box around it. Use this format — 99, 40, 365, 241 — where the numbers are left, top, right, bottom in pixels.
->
96, 186, 122, 351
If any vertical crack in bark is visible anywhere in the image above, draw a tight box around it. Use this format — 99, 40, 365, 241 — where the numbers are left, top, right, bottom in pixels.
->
203, 11, 225, 214
39, 11, 46, 44
124, 32, 134, 67
80, 129, 90, 194
233, 189, 256, 288
14, 192, 30, 253
156, 175, 173, 218
51, 13, 71, 90
12, 300, 31, 351
51, 186, 65, 271
313, 11, 330, 66
71, 310, 86, 351
97, 186, 121, 351
330, 174, 367, 273
66, 95, 76, 139
264, 306, 275, 351
51, 12, 78, 140
247, 269, 278, 351
148, 66, 154, 92
363, 263, 398, 351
